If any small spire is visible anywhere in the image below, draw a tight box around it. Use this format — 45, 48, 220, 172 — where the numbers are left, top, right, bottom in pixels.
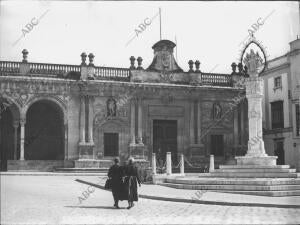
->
231, 62, 237, 74
88, 53, 95, 66
22, 49, 28, 63
130, 56, 136, 69
137, 56, 143, 70
195, 60, 200, 73
237, 62, 243, 74
81, 52, 87, 66
188, 60, 194, 72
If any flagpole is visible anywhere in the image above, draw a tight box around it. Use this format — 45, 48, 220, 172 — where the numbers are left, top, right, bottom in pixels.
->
159, 8, 162, 40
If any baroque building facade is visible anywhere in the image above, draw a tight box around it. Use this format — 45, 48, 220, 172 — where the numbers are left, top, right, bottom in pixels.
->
0, 40, 249, 171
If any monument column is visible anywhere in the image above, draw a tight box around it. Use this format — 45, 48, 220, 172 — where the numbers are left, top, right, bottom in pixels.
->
235, 49, 277, 166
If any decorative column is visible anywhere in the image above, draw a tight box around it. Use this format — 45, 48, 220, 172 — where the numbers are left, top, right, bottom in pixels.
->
197, 101, 202, 144
189, 100, 204, 159
79, 96, 86, 144
88, 96, 94, 145
13, 121, 19, 160
233, 108, 239, 154
20, 118, 25, 160
241, 101, 245, 146
130, 99, 136, 146
190, 101, 195, 144
137, 97, 143, 145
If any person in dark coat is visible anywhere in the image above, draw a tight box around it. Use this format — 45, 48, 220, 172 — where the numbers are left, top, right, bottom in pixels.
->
124, 157, 141, 209
107, 157, 124, 209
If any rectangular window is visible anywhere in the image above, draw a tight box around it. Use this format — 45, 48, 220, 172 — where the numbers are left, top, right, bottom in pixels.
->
271, 101, 284, 129
104, 133, 119, 156
296, 104, 300, 136
274, 76, 282, 89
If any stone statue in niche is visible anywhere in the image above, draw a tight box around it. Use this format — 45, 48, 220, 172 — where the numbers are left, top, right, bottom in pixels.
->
212, 102, 222, 120
243, 49, 264, 75
107, 98, 116, 117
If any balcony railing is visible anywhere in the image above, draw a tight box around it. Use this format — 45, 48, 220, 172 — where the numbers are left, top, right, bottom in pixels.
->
29, 62, 80, 76
94, 66, 131, 81
0, 61, 20, 74
201, 73, 232, 86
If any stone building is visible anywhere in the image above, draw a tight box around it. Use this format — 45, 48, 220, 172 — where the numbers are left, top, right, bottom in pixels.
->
261, 38, 300, 171
0, 40, 248, 171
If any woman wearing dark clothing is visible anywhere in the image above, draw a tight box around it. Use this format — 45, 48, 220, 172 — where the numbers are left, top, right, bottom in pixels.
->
124, 157, 141, 209
107, 158, 124, 209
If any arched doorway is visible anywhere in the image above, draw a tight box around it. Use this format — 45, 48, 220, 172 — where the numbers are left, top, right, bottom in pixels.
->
0, 98, 20, 171
25, 100, 64, 160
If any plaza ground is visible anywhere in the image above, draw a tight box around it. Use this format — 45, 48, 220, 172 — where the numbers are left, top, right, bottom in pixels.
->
1, 174, 300, 224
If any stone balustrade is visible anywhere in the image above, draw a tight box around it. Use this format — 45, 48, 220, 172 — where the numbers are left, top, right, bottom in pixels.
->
0, 60, 233, 87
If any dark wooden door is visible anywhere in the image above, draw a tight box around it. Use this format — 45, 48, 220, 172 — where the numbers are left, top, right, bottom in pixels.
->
274, 140, 284, 165
104, 133, 119, 156
211, 134, 224, 156
153, 120, 177, 164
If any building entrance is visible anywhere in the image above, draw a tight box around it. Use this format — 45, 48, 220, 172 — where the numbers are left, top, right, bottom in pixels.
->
153, 120, 178, 164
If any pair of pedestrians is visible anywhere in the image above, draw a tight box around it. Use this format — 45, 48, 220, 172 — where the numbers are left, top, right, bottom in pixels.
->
107, 157, 141, 209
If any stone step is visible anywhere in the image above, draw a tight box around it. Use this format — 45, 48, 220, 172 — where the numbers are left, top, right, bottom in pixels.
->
164, 178, 300, 186
216, 168, 296, 173
219, 165, 290, 169
55, 168, 108, 173
215, 190, 300, 197
160, 182, 300, 191
207, 172, 298, 178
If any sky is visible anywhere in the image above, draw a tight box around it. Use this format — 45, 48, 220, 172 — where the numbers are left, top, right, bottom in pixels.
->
0, 1, 299, 73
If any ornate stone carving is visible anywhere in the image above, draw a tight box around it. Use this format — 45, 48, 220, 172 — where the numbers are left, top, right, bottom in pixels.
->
159, 71, 174, 82
212, 102, 222, 120
107, 98, 117, 117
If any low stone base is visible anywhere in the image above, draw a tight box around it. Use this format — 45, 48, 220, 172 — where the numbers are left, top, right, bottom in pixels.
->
75, 159, 113, 168
188, 144, 206, 164
78, 144, 95, 160
235, 156, 278, 166
5, 160, 74, 172
129, 144, 147, 160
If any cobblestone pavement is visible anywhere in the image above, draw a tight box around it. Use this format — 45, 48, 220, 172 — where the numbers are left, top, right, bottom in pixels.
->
1, 175, 300, 224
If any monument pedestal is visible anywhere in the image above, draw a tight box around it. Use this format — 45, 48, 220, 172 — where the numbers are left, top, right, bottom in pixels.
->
235, 156, 277, 166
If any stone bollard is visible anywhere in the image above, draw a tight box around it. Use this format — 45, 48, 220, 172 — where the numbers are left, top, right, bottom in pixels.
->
166, 152, 172, 175
209, 154, 215, 172
180, 154, 185, 175
152, 153, 156, 175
